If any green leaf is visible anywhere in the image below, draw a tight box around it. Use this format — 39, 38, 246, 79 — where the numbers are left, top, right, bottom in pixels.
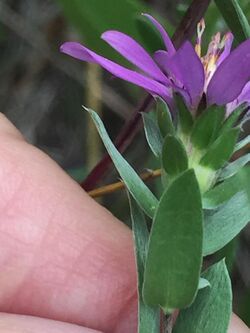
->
129, 195, 160, 333
200, 128, 240, 170
176, 94, 194, 135
87, 108, 158, 218
214, 0, 250, 43
214, 238, 238, 273
142, 112, 163, 158
203, 191, 250, 256
220, 104, 245, 134
156, 97, 175, 138
234, 134, 250, 152
203, 166, 250, 209
162, 135, 188, 177
174, 260, 232, 333
198, 278, 210, 290
58, 0, 145, 62
143, 169, 203, 313
191, 106, 225, 150
218, 153, 250, 180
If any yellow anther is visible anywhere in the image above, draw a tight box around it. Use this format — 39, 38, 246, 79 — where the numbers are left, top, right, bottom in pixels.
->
195, 19, 205, 57
197, 19, 205, 39
195, 44, 201, 57
195, 19, 232, 92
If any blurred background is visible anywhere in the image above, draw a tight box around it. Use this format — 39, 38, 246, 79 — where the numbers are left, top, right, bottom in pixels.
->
0, 0, 249, 324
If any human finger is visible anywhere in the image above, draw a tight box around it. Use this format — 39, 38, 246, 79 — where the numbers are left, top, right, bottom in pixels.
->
0, 312, 101, 333
0, 113, 137, 333
228, 314, 249, 333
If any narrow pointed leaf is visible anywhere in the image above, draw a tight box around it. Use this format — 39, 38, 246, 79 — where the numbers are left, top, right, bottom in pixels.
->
176, 94, 194, 135
203, 191, 250, 256
174, 260, 232, 333
162, 135, 188, 177
87, 108, 158, 217
129, 196, 160, 333
142, 112, 163, 157
191, 106, 225, 149
143, 169, 203, 312
200, 128, 240, 170
218, 153, 250, 180
214, 0, 250, 44
203, 166, 250, 209
156, 97, 175, 137
234, 134, 250, 152
221, 104, 245, 134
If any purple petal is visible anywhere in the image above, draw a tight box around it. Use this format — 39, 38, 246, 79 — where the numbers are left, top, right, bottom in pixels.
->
156, 42, 204, 108
154, 50, 171, 74
154, 50, 181, 86
207, 38, 250, 105
60, 42, 171, 101
226, 81, 250, 114
216, 32, 234, 68
154, 50, 192, 106
172, 42, 205, 107
101, 31, 169, 84
236, 81, 250, 104
142, 14, 176, 56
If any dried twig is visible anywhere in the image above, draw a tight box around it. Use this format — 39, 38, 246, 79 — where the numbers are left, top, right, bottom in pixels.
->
88, 169, 161, 198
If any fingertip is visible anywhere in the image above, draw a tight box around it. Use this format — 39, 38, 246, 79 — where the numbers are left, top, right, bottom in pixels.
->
228, 314, 249, 333
0, 113, 24, 141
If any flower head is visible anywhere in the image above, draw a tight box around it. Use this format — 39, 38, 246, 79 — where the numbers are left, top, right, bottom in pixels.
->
60, 14, 250, 114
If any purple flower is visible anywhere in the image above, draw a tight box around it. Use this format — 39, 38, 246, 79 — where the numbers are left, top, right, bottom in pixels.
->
60, 14, 250, 113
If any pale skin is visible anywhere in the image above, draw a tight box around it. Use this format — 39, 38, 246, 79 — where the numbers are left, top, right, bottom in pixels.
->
0, 113, 248, 333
